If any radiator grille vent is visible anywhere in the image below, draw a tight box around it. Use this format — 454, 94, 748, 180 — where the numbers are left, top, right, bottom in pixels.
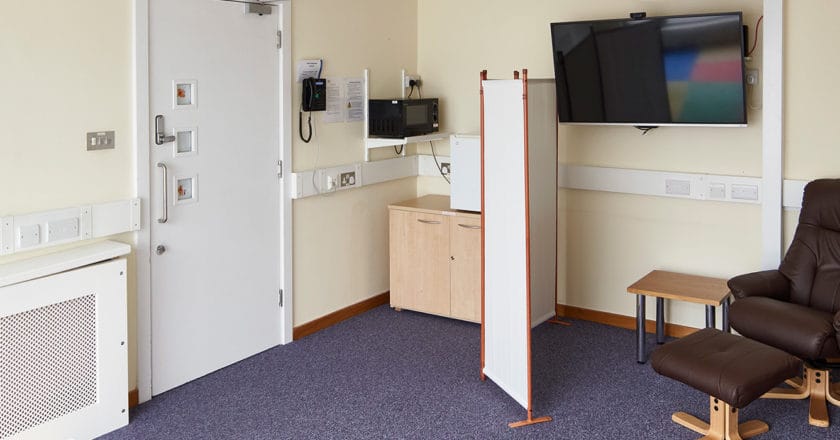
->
0, 294, 98, 438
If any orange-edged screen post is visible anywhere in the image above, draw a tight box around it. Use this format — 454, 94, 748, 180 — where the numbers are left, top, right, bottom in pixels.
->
479, 69, 488, 382
509, 68, 552, 429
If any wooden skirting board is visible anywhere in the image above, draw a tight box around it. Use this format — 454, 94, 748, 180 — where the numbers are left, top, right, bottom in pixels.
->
556, 304, 698, 338
293, 292, 390, 340
129, 388, 139, 409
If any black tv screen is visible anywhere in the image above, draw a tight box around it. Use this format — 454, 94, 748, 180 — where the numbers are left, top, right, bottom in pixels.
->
550, 12, 747, 126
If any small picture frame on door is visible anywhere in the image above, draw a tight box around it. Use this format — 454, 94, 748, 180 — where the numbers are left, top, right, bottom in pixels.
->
173, 174, 198, 205
172, 80, 197, 109
173, 127, 198, 157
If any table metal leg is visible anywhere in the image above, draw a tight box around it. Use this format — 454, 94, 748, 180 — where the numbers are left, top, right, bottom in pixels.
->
656, 297, 665, 344
637, 295, 646, 363
705, 305, 716, 329
722, 297, 730, 333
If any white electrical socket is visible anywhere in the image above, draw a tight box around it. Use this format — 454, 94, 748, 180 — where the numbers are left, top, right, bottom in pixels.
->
665, 179, 691, 196
709, 183, 726, 199
732, 184, 759, 201
47, 218, 80, 242
340, 171, 357, 188
404, 75, 421, 88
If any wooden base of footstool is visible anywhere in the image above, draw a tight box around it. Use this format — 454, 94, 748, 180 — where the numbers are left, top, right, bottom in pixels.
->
762, 367, 840, 427
672, 396, 768, 440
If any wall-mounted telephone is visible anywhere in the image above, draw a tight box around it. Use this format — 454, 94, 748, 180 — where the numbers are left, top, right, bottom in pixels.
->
302, 78, 326, 112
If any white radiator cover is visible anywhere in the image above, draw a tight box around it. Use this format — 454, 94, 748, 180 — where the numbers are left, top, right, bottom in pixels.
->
0, 243, 129, 439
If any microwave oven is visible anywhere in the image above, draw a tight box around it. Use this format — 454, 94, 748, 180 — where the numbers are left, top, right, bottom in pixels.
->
368, 98, 439, 138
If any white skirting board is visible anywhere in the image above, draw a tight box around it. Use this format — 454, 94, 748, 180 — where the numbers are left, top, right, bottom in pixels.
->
0, 199, 141, 257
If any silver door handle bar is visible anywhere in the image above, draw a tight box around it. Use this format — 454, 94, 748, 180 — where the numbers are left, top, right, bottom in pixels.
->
155, 115, 176, 145
416, 219, 441, 225
157, 162, 168, 223
457, 224, 481, 230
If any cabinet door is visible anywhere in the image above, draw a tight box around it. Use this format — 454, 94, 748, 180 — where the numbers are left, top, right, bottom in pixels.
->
389, 209, 451, 316
450, 215, 481, 322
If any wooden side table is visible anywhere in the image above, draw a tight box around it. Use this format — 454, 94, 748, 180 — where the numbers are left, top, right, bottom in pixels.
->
627, 270, 731, 363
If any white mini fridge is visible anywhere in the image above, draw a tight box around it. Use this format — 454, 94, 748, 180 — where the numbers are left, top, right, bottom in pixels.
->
450, 134, 481, 212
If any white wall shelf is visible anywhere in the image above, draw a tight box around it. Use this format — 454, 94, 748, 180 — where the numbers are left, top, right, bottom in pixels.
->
364, 133, 450, 150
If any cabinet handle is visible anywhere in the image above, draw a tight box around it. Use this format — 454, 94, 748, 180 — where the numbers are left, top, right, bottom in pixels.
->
457, 223, 481, 230
417, 219, 441, 225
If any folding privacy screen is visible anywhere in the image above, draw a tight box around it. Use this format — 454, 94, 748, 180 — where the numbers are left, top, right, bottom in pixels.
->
480, 70, 558, 427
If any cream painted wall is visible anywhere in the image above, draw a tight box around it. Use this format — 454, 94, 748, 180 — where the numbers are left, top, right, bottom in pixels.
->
784, 3, 840, 179
291, 0, 420, 325
0, 1, 136, 386
415, 0, 834, 328
0, 1, 134, 213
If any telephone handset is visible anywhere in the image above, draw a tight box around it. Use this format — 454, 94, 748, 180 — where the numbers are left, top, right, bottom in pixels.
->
301, 78, 326, 112
300, 78, 326, 143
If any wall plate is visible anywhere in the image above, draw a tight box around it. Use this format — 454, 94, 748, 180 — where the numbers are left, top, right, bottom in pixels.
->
16, 224, 41, 249
172, 80, 197, 109
1, 217, 12, 255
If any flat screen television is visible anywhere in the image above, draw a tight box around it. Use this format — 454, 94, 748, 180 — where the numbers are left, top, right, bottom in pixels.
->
550, 12, 747, 126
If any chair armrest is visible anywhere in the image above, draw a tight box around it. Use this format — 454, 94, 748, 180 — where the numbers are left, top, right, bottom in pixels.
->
834, 310, 840, 336
728, 270, 790, 301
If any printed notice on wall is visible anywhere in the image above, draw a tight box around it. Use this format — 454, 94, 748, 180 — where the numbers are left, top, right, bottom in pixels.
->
324, 78, 343, 123
322, 77, 365, 123
344, 78, 364, 122
296, 59, 322, 82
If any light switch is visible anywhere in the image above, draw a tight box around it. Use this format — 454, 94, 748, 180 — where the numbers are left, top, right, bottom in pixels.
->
87, 131, 116, 150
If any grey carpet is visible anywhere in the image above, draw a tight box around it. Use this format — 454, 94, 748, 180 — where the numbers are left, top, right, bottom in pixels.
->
102, 306, 840, 439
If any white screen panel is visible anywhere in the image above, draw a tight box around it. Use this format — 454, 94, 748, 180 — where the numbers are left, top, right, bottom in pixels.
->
526, 80, 558, 326
482, 79, 529, 409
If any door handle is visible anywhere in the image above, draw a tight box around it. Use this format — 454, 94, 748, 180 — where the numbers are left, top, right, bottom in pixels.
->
416, 219, 441, 225
457, 223, 481, 230
157, 162, 168, 223
154, 115, 176, 145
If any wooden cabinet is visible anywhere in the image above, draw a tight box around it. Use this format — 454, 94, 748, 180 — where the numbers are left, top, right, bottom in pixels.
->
449, 214, 481, 322
389, 196, 480, 322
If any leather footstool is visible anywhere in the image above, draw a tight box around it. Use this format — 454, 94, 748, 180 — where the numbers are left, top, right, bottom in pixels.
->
652, 328, 802, 440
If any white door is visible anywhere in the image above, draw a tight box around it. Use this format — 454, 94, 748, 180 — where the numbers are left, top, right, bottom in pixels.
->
149, 0, 284, 394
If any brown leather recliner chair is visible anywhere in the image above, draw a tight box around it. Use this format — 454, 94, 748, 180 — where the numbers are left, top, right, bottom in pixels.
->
728, 178, 840, 428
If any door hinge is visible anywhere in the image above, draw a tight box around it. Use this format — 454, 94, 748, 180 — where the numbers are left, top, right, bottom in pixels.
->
277, 160, 283, 179
279, 289, 284, 307
277, 30, 282, 49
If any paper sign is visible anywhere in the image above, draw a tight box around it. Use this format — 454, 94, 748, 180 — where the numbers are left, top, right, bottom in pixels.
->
344, 78, 364, 122
324, 78, 343, 123
296, 59, 322, 82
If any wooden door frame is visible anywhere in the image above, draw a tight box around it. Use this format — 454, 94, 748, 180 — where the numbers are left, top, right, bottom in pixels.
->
132, 0, 293, 403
